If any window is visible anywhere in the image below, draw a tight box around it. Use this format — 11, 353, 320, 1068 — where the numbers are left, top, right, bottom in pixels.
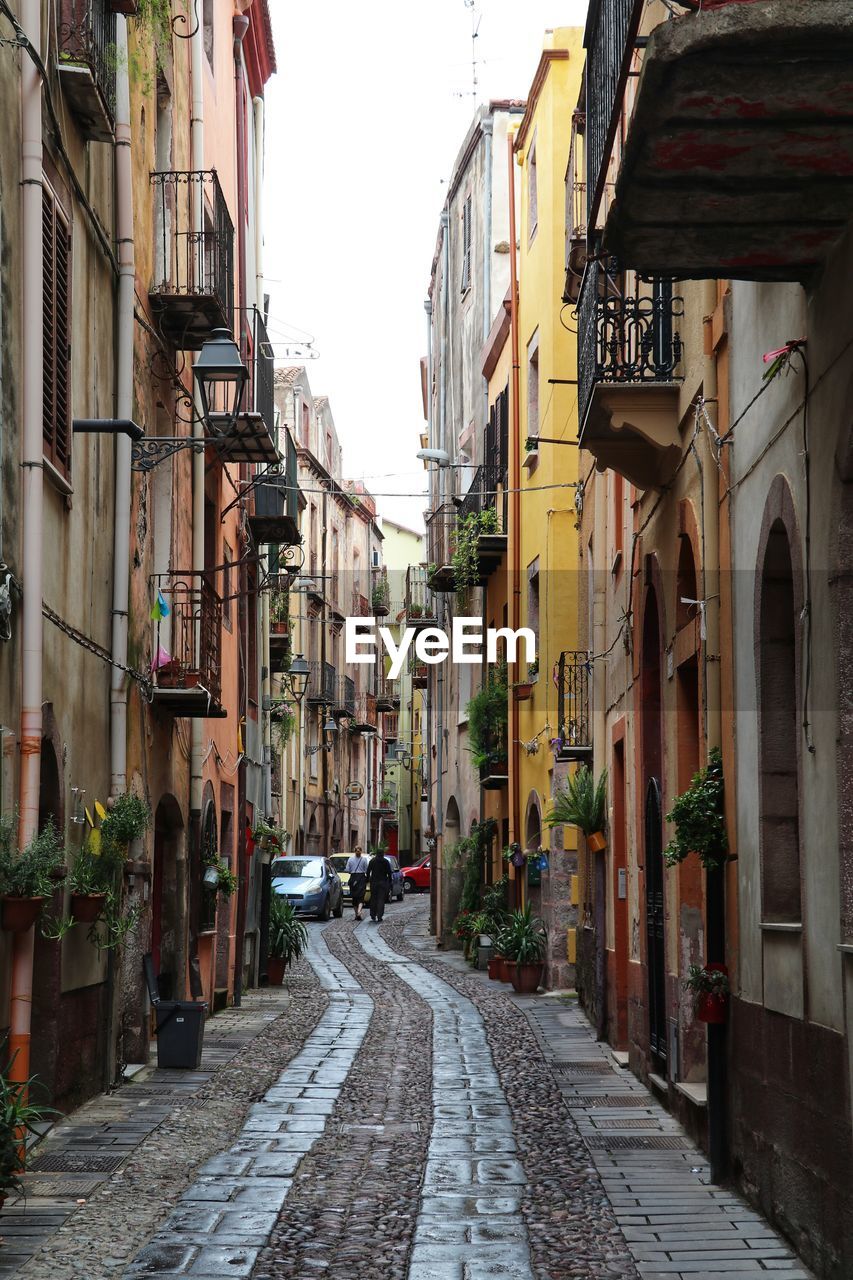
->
528, 140, 538, 241
461, 194, 472, 293
758, 519, 801, 923
527, 560, 540, 667
527, 334, 540, 443
301, 397, 310, 446
42, 177, 72, 479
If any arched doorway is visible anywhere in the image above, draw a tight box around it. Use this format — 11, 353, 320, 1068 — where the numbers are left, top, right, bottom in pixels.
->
152, 794, 184, 1001
641, 585, 667, 1072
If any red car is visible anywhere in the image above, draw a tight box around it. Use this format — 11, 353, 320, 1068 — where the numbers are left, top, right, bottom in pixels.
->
402, 856, 431, 893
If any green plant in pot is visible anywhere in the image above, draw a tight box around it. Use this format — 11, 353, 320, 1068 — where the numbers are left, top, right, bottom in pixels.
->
467, 664, 508, 773
502, 905, 547, 994
664, 748, 728, 870
0, 1041, 59, 1207
546, 765, 608, 852
267, 896, 308, 985
68, 836, 125, 925
684, 962, 730, 1024
451, 508, 498, 598
269, 589, 289, 634
0, 818, 66, 934
100, 793, 150, 855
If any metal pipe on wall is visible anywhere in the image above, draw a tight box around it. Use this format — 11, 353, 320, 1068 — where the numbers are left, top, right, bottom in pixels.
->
435, 211, 450, 939
10, 0, 46, 1085
506, 132, 522, 882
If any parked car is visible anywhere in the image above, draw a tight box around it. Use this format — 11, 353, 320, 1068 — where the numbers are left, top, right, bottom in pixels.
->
402, 855, 431, 894
329, 854, 406, 905
271, 857, 343, 920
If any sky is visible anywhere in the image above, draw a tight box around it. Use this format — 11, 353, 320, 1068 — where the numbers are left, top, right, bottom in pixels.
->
262, 0, 586, 532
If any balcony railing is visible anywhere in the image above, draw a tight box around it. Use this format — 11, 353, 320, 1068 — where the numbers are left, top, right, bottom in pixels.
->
252, 307, 275, 438
58, 0, 116, 142
370, 568, 391, 617
351, 589, 371, 618
578, 257, 684, 432
479, 726, 509, 791
307, 661, 336, 705
150, 572, 225, 718
405, 566, 437, 625
555, 651, 592, 761
584, 0, 641, 227
351, 692, 378, 733
249, 428, 300, 547
376, 667, 399, 710
149, 170, 234, 350
334, 674, 356, 717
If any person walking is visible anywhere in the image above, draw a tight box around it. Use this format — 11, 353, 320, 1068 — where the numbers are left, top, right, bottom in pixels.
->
368, 850, 393, 923
346, 846, 370, 921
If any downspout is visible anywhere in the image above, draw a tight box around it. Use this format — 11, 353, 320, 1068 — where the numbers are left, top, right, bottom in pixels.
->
507, 132, 522, 890
188, 0, 205, 998
700, 278, 726, 1183
435, 211, 449, 940
105, 12, 135, 1088
482, 114, 493, 426
252, 95, 271, 819
592, 479, 607, 1037
10, 0, 44, 1085
423, 296, 433, 888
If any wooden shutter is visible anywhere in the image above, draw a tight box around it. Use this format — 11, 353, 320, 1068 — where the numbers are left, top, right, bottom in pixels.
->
42, 180, 72, 478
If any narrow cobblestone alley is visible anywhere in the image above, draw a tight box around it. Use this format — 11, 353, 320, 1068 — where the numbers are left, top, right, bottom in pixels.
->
2, 901, 811, 1280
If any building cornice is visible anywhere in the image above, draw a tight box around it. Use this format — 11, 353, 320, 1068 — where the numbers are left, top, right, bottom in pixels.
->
514, 50, 571, 153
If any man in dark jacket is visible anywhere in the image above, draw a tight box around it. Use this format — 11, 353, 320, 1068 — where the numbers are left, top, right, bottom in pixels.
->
368, 852, 393, 922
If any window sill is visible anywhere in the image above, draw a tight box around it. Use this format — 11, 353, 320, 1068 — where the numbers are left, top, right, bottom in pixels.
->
44, 456, 73, 498
837, 943, 853, 954
760, 921, 802, 933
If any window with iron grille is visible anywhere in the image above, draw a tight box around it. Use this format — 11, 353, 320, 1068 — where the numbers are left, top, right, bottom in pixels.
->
42, 177, 72, 479
461, 194, 472, 293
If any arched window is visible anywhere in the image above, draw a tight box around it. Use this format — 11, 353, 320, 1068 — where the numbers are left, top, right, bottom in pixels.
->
758, 519, 801, 923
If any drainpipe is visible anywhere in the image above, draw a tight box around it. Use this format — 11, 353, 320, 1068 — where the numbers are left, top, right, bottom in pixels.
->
435, 213, 449, 939
188, 0, 205, 997
593, 478, 607, 1037
506, 133, 522, 890
700, 279, 727, 1183
482, 113, 493, 433
103, 13, 135, 1089
10, 0, 45, 1087
423, 296, 434, 918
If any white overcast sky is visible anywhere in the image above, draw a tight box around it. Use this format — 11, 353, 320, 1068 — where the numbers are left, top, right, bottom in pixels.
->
262, 0, 586, 530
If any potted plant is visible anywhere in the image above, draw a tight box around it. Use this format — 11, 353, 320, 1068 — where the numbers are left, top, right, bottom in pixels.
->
216, 864, 239, 897
371, 575, 391, 616
269, 589, 289, 636
267, 896, 308, 985
546, 765, 608, 852
0, 1042, 59, 1209
467, 663, 508, 779
502, 905, 547, 994
101, 793, 150, 857
664, 748, 728, 869
67, 840, 123, 924
685, 962, 730, 1024
0, 819, 65, 934
270, 701, 296, 753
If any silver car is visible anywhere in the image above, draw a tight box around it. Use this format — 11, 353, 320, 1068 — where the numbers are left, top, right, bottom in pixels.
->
271, 856, 343, 921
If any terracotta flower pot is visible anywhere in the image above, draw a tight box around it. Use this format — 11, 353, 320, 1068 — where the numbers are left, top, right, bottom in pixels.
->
487, 956, 503, 980
71, 892, 107, 924
1, 896, 47, 933
587, 831, 607, 853
499, 957, 514, 983
267, 956, 286, 986
110, 0, 139, 13
696, 991, 727, 1024
510, 962, 544, 994
514, 682, 533, 701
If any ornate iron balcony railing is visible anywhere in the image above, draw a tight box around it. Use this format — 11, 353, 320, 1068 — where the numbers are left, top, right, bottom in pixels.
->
584, 0, 642, 227
555, 650, 592, 760
59, 0, 116, 135
150, 572, 223, 706
578, 256, 684, 430
149, 170, 234, 347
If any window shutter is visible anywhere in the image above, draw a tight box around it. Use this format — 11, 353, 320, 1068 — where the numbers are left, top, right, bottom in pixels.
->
461, 196, 472, 293
42, 180, 72, 478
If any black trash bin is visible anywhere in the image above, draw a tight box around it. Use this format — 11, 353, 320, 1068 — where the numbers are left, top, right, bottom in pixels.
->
143, 954, 207, 1070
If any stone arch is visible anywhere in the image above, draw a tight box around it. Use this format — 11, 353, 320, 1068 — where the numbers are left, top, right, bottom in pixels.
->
754, 475, 804, 927
30, 712, 64, 1099
524, 790, 542, 850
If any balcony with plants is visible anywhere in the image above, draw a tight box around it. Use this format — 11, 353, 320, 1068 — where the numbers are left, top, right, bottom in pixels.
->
404, 565, 437, 627
586, 0, 853, 283
577, 254, 684, 489
467, 665, 509, 790
149, 572, 226, 718
268, 588, 291, 674
58, 0, 116, 142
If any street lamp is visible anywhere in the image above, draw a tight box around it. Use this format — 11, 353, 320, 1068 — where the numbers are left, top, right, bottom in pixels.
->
416, 447, 450, 467
322, 715, 337, 740
286, 654, 310, 705
193, 328, 249, 435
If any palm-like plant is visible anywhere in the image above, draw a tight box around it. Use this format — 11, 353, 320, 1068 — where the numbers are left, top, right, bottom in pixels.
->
500, 905, 547, 965
546, 765, 607, 845
268, 897, 308, 968
0, 1042, 58, 1200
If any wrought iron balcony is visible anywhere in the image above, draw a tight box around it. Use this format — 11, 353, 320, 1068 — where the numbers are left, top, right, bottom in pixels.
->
376, 668, 399, 712
405, 566, 437, 626
370, 568, 391, 617
149, 572, 225, 718
149, 170, 234, 350
479, 726, 509, 791
577, 256, 684, 490
554, 651, 592, 761
410, 657, 428, 689
350, 692, 378, 734
457, 464, 508, 580
252, 307, 275, 439
334, 674, 356, 718
58, 0, 116, 142
248, 429, 300, 548
589, 0, 853, 281
268, 613, 291, 675
306, 661, 336, 705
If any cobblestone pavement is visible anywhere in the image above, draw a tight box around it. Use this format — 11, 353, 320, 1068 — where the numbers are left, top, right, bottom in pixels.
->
6, 900, 814, 1280
4, 961, 325, 1280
